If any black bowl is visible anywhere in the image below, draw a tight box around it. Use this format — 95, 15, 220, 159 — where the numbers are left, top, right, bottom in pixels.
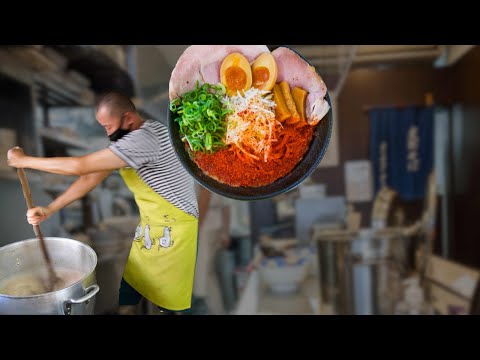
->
167, 50, 333, 201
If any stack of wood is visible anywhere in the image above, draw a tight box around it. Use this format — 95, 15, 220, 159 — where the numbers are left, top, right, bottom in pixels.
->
0, 46, 95, 106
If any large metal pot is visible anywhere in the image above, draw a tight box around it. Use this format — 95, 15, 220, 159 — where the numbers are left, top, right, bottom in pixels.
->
0, 237, 99, 315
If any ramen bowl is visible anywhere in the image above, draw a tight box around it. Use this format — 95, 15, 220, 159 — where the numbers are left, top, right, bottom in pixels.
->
167, 48, 333, 200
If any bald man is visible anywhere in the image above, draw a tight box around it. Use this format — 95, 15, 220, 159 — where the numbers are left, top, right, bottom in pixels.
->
7, 91, 199, 315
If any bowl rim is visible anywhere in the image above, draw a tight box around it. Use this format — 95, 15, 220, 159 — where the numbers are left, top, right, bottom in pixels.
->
167, 45, 333, 201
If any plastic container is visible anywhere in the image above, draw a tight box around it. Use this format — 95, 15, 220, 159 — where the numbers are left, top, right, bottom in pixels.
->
259, 256, 309, 294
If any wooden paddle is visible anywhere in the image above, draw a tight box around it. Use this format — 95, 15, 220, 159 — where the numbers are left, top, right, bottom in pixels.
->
17, 168, 60, 292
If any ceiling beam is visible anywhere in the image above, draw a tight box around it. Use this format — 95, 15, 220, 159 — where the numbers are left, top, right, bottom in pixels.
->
447, 45, 475, 64
310, 49, 441, 66
333, 45, 358, 96
357, 45, 437, 55
292, 45, 438, 58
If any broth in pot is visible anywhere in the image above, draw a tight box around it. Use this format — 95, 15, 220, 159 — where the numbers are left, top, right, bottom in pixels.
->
0, 268, 85, 296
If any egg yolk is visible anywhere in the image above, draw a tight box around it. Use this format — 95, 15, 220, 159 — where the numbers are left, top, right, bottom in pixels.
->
225, 66, 247, 92
253, 66, 270, 88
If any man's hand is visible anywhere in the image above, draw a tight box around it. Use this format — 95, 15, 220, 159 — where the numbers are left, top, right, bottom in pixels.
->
7, 146, 26, 168
26, 206, 51, 225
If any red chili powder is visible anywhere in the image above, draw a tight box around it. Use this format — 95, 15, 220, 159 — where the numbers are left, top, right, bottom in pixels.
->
193, 123, 315, 187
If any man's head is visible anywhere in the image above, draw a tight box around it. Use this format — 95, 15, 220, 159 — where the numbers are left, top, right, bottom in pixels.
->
95, 91, 143, 141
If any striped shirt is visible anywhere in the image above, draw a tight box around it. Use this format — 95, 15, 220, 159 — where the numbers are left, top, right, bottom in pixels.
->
109, 119, 198, 218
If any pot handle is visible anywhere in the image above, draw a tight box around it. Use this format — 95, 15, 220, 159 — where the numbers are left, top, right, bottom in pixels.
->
64, 285, 100, 315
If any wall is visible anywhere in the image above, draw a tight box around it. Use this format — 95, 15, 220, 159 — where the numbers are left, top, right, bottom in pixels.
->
0, 178, 66, 247
310, 47, 480, 268
453, 46, 480, 105
136, 46, 172, 97
312, 62, 450, 226
0, 73, 36, 156
446, 46, 480, 268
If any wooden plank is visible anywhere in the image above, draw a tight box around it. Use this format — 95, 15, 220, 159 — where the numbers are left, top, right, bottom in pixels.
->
0, 49, 34, 86
426, 255, 479, 291
430, 284, 470, 315
8, 47, 59, 72
39, 128, 90, 150
424, 255, 480, 315
39, 46, 68, 70
0, 169, 18, 180
67, 70, 91, 88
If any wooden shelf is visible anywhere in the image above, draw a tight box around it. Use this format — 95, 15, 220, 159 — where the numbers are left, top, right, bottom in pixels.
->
0, 169, 18, 180
39, 127, 90, 150
48, 45, 134, 97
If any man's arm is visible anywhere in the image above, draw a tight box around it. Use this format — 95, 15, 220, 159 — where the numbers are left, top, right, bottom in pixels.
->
27, 171, 112, 225
8, 147, 127, 176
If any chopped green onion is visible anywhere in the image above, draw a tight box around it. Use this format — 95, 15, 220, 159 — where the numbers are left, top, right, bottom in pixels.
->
170, 81, 232, 154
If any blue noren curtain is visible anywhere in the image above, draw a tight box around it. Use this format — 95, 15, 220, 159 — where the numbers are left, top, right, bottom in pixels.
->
368, 106, 433, 201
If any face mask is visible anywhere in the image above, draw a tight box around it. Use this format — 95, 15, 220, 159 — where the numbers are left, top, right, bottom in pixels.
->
109, 127, 130, 142
108, 116, 131, 142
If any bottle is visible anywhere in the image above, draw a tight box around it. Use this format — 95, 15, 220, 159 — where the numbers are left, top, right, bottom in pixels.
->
394, 277, 434, 315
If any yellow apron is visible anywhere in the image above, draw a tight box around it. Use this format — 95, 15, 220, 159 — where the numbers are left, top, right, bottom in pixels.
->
119, 167, 198, 311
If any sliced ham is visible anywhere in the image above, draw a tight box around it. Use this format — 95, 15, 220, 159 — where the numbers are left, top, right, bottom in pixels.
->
272, 47, 330, 126
169, 45, 270, 101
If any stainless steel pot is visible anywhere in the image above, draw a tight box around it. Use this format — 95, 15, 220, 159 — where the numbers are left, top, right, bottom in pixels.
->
0, 237, 99, 315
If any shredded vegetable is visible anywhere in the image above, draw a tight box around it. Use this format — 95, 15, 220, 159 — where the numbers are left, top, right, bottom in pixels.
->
170, 82, 232, 154
225, 88, 281, 162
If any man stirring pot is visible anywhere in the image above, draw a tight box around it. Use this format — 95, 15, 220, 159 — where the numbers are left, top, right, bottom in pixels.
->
7, 92, 199, 315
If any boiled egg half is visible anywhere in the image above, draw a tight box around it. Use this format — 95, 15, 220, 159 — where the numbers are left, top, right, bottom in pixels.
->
220, 53, 252, 96
251, 52, 278, 91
